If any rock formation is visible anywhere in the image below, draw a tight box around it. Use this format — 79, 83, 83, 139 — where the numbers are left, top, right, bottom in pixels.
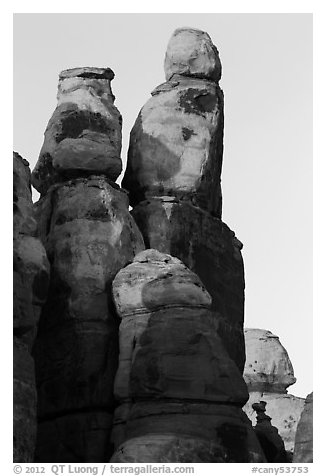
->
252, 401, 287, 462
122, 27, 245, 370
31, 68, 145, 462
243, 329, 305, 459
293, 392, 313, 463
13, 152, 50, 462
32, 67, 122, 196
110, 249, 265, 463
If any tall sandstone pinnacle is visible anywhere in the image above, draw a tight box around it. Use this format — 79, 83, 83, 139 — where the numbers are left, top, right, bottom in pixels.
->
293, 392, 313, 463
243, 329, 306, 459
31, 68, 145, 462
13, 152, 50, 462
122, 27, 245, 370
110, 250, 265, 463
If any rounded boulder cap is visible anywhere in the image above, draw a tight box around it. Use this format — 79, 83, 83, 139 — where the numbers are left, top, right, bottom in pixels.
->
59, 67, 115, 81
164, 27, 222, 82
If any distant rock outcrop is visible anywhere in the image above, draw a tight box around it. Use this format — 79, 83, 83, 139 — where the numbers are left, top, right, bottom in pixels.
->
293, 392, 313, 463
13, 152, 50, 462
122, 27, 245, 371
31, 68, 144, 462
110, 249, 265, 463
32, 67, 122, 195
243, 329, 305, 459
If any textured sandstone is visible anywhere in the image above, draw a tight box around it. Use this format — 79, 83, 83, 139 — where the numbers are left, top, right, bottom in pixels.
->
35, 413, 113, 463
164, 27, 222, 82
123, 74, 224, 216
131, 199, 245, 369
13, 152, 50, 462
32, 67, 122, 195
32, 177, 144, 461
293, 392, 313, 463
244, 329, 296, 392
122, 28, 245, 373
252, 401, 287, 463
243, 329, 305, 456
110, 250, 265, 463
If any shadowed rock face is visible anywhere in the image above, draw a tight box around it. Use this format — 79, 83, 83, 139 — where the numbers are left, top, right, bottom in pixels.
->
32, 67, 122, 195
13, 152, 50, 463
110, 250, 265, 463
32, 177, 144, 462
243, 329, 305, 458
293, 392, 313, 463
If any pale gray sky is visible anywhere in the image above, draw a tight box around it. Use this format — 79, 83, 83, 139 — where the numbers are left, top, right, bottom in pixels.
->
13, 13, 312, 397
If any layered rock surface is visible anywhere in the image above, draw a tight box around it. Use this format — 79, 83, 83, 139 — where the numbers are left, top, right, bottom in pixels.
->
243, 329, 305, 458
293, 392, 313, 463
122, 28, 245, 371
110, 250, 265, 463
13, 152, 50, 462
31, 68, 144, 462
32, 67, 122, 195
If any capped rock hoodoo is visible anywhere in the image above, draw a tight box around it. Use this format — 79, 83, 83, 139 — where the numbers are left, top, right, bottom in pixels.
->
122, 27, 245, 371
110, 249, 265, 463
31, 67, 144, 462
252, 401, 287, 463
13, 152, 50, 462
243, 329, 305, 459
32, 67, 122, 196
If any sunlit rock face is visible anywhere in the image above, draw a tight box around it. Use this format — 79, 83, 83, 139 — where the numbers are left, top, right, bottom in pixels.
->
31, 68, 144, 462
293, 392, 313, 463
164, 27, 222, 82
13, 152, 50, 463
33, 178, 144, 462
32, 67, 122, 196
243, 329, 305, 458
122, 27, 245, 372
110, 250, 265, 463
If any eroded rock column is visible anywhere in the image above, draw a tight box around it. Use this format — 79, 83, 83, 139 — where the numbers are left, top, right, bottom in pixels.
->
31, 68, 144, 462
110, 249, 265, 463
122, 28, 245, 370
243, 328, 305, 459
13, 152, 50, 462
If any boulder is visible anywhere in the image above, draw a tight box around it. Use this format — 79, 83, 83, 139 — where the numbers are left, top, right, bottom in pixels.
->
110, 250, 265, 463
33, 177, 144, 461
32, 67, 122, 195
